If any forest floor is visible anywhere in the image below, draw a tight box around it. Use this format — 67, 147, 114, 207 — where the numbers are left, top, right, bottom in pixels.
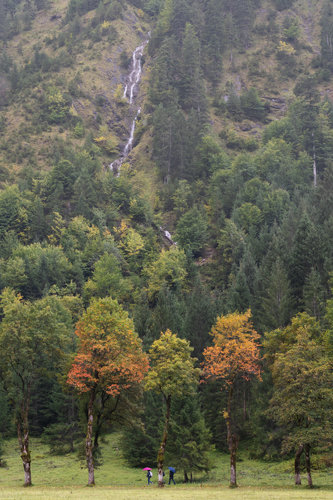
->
0, 434, 332, 498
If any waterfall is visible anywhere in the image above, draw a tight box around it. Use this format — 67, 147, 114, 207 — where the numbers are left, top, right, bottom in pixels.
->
126, 42, 147, 104
124, 108, 141, 156
109, 36, 149, 175
159, 227, 176, 245
109, 34, 175, 245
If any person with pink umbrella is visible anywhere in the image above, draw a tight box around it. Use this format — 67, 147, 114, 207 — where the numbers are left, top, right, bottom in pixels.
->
143, 467, 153, 485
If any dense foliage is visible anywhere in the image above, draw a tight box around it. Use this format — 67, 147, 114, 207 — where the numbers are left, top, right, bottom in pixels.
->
0, 0, 332, 488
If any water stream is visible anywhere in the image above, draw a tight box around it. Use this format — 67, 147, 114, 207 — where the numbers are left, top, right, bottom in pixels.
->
127, 42, 146, 104
109, 34, 175, 245
109, 37, 149, 175
160, 227, 176, 245
124, 107, 141, 156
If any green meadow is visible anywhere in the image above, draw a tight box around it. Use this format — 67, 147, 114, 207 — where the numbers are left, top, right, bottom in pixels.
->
0, 434, 332, 499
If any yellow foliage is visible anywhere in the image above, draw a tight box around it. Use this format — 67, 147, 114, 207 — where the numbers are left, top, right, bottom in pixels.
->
125, 228, 144, 256
146, 247, 187, 301
121, 162, 132, 175
94, 136, 107, 143
203, 310, 261, 384
70, 104, 78, 116
93, 126, 118, 154
101, 21, 111, 30
114, 220, 144, 256
277, 40, 295, 55
113, 219, 128, 237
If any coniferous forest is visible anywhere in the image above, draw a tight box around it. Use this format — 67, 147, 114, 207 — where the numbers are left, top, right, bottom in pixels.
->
0, 0, 332, 493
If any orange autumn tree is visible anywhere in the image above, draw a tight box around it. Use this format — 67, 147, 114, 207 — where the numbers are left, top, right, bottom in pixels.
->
67, 297, 148, 486
202, 310, 261, 487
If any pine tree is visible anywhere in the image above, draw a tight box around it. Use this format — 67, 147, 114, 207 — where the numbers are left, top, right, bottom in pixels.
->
170, 0, 192, 41
166, 395, 212, 482
149, 37, 178, 107
320, 1, 333, 72
203, 0, 224, 85
152, 101, 186, 182
303, 268, 326, 320
183, 279, 217, 359
261, 258, 293, 331
290, 213, 317, 304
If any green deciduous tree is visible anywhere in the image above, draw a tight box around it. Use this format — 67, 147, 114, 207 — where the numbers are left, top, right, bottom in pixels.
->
1, 243, 72, 299
145, 246, 187, 303
266, 317, 333, 487
175, 205, 208, 256
172, 179, 193, 216
83, 252, 131, 303
0, 289, 73, 486
145, 330, 200, 487
44, 86, 70, 124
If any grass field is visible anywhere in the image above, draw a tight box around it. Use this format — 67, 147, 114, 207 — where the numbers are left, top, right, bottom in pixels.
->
0, 434, 332, 499
0, 486, 333, 500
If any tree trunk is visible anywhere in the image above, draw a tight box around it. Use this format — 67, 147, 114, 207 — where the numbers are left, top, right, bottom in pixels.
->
17, 396, 32, 487
229, 433, 238, 487
69, 395, 75, 453
86, 389, 96, 486
184, 471, 188, 483
157, 394, 171, 487
294, 444, 303, 485
312, 132, 317, 187
94, 412, 102, 450
305, 444, 313, 488
226, 385, 238, 487
93, 392, 113, 449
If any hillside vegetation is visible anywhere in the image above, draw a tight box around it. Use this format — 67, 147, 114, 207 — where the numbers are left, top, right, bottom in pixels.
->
0, 0, 332, 491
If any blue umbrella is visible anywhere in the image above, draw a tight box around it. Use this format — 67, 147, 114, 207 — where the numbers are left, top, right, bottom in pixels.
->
168, 467, 176, 473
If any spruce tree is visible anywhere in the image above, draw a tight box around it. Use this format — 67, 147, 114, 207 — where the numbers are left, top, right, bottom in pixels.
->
166, 395, 212, 482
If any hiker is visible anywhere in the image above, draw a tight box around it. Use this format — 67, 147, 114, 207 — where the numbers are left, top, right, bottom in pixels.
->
147, 469, 153, 485
168, 468, 176, 485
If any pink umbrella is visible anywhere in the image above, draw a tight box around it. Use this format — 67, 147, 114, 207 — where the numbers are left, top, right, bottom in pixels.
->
142, 467, 152, 470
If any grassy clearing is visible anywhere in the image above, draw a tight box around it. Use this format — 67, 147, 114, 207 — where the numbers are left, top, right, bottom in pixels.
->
0, 434, 332, 499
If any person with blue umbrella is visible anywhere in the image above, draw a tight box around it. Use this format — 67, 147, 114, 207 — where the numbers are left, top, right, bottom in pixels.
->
168, 466, 176, 485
